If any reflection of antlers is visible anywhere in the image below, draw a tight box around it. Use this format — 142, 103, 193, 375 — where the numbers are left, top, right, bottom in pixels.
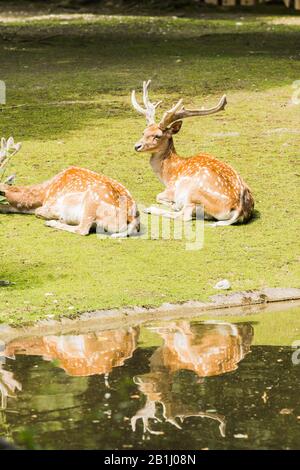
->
162, 397, 226, 437
163, 409, 226, 438
131, 399, 163, 436
131, 397, 226, 437
0, 369, 22, 409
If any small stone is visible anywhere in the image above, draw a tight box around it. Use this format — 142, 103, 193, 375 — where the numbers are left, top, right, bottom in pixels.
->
279, 408, 293, 415
234, 433, 248, 439
0, 280, 13, 286
214, 279, 231, 290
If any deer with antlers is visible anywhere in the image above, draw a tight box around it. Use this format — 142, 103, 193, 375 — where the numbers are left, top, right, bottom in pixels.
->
131, 321, 253, 436
0, 139, 140, 237
131, 80, 254, 226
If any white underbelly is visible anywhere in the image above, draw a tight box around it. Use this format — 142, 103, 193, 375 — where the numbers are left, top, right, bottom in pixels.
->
54, 193, 85, 225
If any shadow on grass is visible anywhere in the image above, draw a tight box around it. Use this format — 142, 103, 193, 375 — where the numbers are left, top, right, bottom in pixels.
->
247, 209, 261, 225
1, 1, 299, 20
0, 17, 299, 141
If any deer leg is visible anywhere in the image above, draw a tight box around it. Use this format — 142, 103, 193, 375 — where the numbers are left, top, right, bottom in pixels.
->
156, 188, 175, 207
45, 217, 95, 236
45, 192, 97, 236
208, 209, 240, 227
45, 220, 80, 234
35, 205, 56, 220
144, 206, 180, 218
111, 218, 140, 238
144, 204, 195, 221
0, 204, 35, 214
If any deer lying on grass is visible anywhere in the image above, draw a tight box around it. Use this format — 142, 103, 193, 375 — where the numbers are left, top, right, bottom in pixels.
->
0, 155, 140, 238
132, 81, 254, 226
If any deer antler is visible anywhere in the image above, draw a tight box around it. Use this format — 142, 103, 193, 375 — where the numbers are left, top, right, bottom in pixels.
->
131, 80, 162, 126
0, 137, 22, 171
131, 399, 163, 436
158, 94, 227, 130
0, 369, 22, 409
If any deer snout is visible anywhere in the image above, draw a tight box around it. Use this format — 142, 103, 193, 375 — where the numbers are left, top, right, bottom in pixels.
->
134, 142, 143, 152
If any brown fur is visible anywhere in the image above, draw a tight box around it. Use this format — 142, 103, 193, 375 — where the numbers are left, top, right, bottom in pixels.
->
135, 122, 254, 225
0, 167, 140, 236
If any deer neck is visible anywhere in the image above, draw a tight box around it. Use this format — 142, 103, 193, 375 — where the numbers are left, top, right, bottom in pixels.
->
150, 139, 182, 186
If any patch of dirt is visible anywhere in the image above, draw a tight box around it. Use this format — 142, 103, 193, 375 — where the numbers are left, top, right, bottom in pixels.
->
0, 13, 101, 23
269, 17, 300, 26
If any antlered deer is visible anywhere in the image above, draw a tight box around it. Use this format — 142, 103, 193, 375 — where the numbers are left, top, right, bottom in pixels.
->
131, 80, 254, 226
131, 321, 253, 436
0, 160, 140, 237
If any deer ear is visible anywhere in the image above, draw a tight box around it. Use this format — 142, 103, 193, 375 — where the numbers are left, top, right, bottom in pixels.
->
169, 120, 182, 135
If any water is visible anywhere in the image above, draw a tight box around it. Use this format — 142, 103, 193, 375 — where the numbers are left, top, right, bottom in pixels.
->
0, 306, 300, 449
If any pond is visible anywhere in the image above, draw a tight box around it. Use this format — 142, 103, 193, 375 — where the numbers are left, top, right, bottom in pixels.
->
0, 303, 300, 450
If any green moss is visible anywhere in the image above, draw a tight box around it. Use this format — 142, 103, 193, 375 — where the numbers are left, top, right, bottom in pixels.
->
0, 11, 299, 324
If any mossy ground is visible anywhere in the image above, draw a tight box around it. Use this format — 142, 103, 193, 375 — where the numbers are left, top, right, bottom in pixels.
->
0, 4, 299, 324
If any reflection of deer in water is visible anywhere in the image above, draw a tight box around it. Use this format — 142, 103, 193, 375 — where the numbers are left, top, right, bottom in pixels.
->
0, 368, 21, 410
4, 328, 139, 377
132, 321, 253, 437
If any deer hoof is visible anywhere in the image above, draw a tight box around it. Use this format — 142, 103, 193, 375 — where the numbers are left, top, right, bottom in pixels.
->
111, 231, 128, 239
45, 220, 57, 228
143, 207, 152, 214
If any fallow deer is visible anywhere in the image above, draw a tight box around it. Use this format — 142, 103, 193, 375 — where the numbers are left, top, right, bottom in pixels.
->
131, 321, 253, 436
3, 327, 139, 377
0, 163, 140, 238
131, 80, 254, 226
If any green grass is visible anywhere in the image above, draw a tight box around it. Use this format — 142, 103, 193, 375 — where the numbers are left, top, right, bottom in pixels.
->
0, 7, 299, 324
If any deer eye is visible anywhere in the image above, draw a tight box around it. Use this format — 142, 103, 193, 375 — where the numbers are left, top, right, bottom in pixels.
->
155, 134, 162, 139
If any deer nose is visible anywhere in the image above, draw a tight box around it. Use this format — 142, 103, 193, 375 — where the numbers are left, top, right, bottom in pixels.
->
134, 143, 143, 152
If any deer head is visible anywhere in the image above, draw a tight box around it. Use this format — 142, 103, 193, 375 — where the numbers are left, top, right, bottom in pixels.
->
131, 80, 227, 153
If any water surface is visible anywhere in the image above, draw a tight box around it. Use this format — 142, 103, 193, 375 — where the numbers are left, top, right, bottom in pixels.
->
0, 307, 300, 449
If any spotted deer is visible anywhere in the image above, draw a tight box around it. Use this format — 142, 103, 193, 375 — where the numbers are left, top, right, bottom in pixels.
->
131, 80, 254, 226
0, 165, 140, 238
131, 321, 253, 436
4, 327, 139, 377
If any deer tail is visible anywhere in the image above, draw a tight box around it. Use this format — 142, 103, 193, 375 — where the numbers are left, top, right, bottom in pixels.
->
239, 185, 254, 223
